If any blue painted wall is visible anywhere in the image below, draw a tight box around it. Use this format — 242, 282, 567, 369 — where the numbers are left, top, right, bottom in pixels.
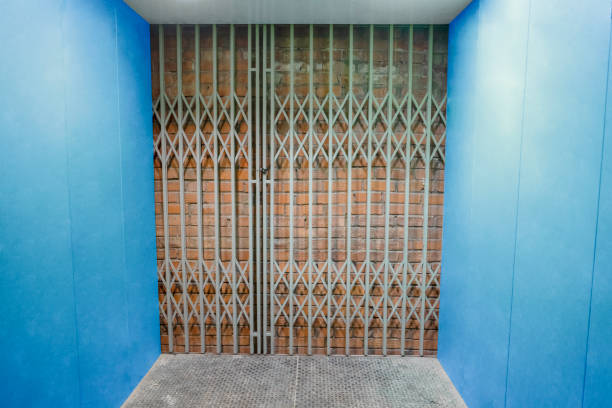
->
0, 1, 159, 407
584, 21, 612, 408
440, 1, 612, 407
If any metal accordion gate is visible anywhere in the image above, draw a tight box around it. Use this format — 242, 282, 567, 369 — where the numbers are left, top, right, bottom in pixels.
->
152, 24, 447, 356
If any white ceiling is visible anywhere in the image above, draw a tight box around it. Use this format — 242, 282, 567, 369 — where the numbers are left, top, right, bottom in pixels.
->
124, 0, 472, 24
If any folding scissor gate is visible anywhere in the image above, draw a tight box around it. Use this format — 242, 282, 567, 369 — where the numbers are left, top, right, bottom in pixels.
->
152, 24, 447, 356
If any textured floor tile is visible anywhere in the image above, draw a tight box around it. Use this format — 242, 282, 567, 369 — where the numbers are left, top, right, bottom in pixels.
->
123, 354, 465, 408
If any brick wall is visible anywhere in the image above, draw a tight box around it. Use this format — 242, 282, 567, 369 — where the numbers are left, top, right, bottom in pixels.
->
151, 24, 447, 356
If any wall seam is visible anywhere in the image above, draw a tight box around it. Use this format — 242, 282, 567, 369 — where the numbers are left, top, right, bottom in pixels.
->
580, 10, 612, 407
113, 6, 132, 351
466, 1, 481, 290
503, 1, 532, 406
470, 7, 480, 234
60, 0, 82, 405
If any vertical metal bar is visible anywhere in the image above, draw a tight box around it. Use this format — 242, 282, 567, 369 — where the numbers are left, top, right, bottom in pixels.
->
269, 25, 276, 354
195, 24, 206, 353
230, 24, 238, 354
255, 24, 262, 355
345, 24, 353, 356
326, 24, 333, 356
383, 24, 393, 356
159, 25, 173, 353
364, 24, 374, 355
247, 24, 254, 354
419, 25, 433, 357
288, 24, 295, 355
177, 24, 189, 354
262, 24, 269, 354
400, 25, 414, 357
307, 24, 314, 356
212, 24, 222, 354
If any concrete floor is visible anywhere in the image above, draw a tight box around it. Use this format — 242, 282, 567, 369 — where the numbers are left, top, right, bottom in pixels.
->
123, 354, 466, 408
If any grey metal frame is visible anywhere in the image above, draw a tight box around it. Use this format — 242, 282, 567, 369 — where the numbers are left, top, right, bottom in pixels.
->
154, 24, 254, 354
154, 24, 445, 356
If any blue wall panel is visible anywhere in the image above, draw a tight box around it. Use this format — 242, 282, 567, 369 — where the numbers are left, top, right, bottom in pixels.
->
0, 2, 79, 406
441, 0, 612, 407
506, 2, 610, 407
438, 0, 480, 403
583, 25, 612, 408
63, 1, 133, 406
115, 0, 161, 387
0, 1, 158, 407
439, 0, 529, 406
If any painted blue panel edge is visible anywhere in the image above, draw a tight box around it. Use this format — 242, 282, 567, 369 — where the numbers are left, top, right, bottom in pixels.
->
582, 12, 612, 408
